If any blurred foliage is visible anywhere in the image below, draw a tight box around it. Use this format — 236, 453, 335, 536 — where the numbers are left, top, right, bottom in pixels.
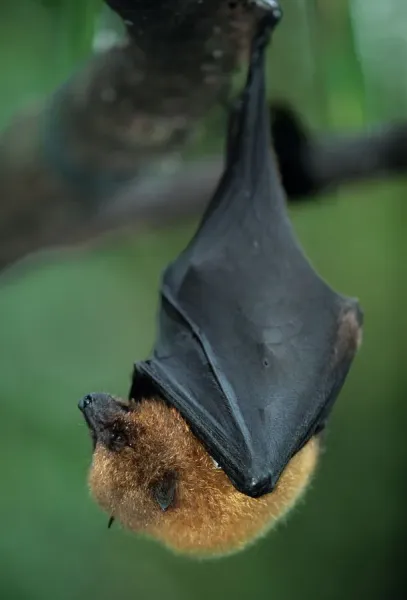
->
0, 0, 101, 128
0, 1, 406, 599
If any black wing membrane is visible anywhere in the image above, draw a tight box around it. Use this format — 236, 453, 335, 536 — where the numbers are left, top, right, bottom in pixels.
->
131, 13, 363, 498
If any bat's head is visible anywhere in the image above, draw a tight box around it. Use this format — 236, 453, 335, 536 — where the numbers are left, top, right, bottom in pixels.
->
79, 394, 319, 557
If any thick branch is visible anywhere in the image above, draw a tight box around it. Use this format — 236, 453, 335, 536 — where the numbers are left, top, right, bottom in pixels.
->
2, 99, 407, 275
99, 120, 407, 231
0, 0, 251, 271
1, 1, 407, 274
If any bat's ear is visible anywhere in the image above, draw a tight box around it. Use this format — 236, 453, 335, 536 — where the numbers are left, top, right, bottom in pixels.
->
151, 472, 177, 512
129, 368, 159, 402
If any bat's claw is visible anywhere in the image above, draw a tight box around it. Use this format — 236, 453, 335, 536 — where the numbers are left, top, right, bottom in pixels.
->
250, 0, 282, 59
251, 0, 282, 24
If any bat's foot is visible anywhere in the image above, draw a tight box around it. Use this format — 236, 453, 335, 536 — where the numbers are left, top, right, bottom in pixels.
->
250, 0, 282, 61
251, 0, 282, 25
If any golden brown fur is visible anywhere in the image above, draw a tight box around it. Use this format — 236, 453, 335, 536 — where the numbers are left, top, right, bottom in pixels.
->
88, 397, 319, 557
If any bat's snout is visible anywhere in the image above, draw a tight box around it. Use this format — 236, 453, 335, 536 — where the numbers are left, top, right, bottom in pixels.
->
78, 392, 117, 415
78, 393, 127, 439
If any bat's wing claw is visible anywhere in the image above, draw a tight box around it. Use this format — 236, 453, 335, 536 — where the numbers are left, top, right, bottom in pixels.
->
335, 300, 364, 361
252, 0, 282, 22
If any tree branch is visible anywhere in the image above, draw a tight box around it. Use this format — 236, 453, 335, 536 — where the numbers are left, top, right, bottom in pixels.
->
97, 119, 407, 232
0, 0, 252, 272
1, 1, 407, 275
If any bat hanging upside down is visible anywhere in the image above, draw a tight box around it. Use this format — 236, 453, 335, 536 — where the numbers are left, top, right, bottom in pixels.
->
79, 3, 363, 557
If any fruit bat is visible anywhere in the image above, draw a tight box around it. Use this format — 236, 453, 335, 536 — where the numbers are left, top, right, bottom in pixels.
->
79, 5, 363, 556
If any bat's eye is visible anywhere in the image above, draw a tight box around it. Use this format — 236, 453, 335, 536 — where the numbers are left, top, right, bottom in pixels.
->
107, 426, 128, 451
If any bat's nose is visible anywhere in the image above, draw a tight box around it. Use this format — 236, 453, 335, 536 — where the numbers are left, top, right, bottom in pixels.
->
78, 394, 93, 412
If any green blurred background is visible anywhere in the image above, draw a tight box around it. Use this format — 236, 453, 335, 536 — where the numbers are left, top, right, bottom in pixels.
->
0, 1, 406, 599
